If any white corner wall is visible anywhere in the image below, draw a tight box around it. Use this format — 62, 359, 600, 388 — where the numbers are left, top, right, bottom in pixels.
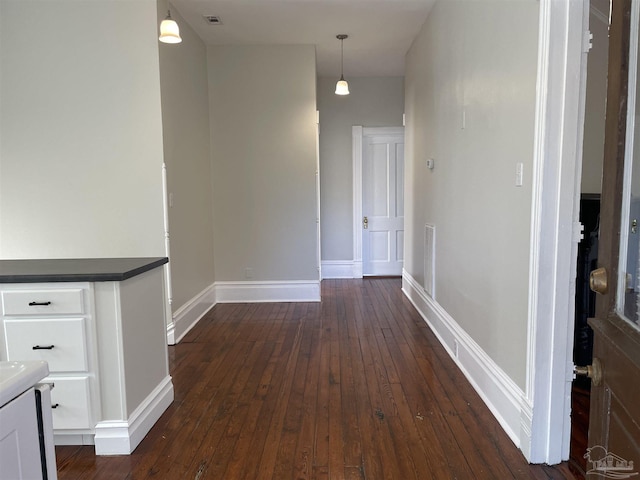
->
157, 1, 216, 328
317, 76, 405, 269
207, 46, 319, 288
0, 0, 165, 259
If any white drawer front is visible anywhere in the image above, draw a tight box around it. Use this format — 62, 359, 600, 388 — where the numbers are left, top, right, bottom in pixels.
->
2, 289, 85, 316
4, 318, 88, 372
49, 376, 92, 430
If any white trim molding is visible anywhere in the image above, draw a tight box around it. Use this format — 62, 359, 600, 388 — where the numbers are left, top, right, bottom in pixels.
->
94, 376, 174, 455
524, 0, 589, 464
402, 271, 529, 449
167, 283, 217, 345
353, 126, 364, 278
321, 260, 357, 279
166, 280, 321, 345
215, 280, 321, 303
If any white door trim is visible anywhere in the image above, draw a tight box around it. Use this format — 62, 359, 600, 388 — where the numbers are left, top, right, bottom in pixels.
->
316, 111, 322, 282
353, 126, 404, 279
353, 126, 364, 278
525, 0, 589, 463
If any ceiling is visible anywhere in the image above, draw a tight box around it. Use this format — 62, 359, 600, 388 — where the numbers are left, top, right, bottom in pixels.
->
170, 0, 436, 77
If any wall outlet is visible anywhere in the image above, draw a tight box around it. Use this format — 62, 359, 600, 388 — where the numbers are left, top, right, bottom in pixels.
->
244, 267, 254, 279
426, 158, 435, 170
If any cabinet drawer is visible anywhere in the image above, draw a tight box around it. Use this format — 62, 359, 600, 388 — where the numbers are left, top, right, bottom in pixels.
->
2, 289, 85, 316
4, 318, 88, 372
49, 376, 92, 430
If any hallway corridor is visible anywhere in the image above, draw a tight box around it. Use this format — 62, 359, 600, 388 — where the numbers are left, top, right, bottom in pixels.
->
55, 279, 575, 479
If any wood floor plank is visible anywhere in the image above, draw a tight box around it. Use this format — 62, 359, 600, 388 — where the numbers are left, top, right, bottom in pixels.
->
337, 294, 363, 470
272, 312, 314, 480
254, 319, 305, 480
377, 279, 517, 478
231, 318, 300, 479
55, 279, 576, 480
346, 286, 385, 480
290, 321, 322, 479
352, 284, 419, 479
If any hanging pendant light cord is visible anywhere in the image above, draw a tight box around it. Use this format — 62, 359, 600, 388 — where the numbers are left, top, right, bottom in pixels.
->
337, 34, 348, 80
340, 37, 344, 79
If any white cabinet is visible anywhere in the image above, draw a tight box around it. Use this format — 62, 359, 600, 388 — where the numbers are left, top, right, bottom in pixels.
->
0, 263, 174, 455
0, 388, 44, 480
0, 284, 100, 446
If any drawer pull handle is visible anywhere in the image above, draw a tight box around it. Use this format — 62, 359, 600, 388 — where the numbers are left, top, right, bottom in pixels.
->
51, 403, 60, 409
28, 301, 52, 306
32, 345, 55, 350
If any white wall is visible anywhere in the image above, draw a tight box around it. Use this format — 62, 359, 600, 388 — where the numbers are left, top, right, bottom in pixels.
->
157, 1, 216, 310
208, 46, 319, 282
404, 1, 539, 389
0, 0, 165, 259
317, 77, 404, 262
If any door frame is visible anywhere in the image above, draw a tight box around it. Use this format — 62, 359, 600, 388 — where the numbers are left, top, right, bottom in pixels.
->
524, 0, 590, 464
352, 126, 404, 279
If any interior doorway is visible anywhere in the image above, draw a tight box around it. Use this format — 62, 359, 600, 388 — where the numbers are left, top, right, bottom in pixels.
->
352, 126, 405, 278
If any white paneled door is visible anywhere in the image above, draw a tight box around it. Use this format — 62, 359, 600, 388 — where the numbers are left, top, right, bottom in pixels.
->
362, 133, 404, 276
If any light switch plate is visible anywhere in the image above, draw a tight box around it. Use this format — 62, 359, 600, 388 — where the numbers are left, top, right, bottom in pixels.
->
515, 162, 524, 186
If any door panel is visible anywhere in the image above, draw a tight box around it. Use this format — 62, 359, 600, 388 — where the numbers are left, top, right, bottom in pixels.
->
370, 232, 390, 262
396, 143, 405, 217
587, 0, 640, 473
371, 144, 390, 217
588, 319, 640, 464
362, 134, 405, 276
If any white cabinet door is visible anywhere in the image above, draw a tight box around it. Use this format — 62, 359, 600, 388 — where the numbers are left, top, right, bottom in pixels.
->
0, 388, 43, 480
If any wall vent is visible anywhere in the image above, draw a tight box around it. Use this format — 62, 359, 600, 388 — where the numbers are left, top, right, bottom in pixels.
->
203, 15, 222, 25
424, 224, 436, 298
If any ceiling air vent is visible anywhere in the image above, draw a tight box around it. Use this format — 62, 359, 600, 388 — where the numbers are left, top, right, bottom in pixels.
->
203, 15, 222, 25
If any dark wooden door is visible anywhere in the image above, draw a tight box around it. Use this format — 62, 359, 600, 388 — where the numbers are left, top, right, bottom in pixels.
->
586, 0, 640, 476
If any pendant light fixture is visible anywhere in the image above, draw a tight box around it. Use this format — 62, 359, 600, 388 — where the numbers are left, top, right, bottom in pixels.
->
335, 34, 350, 95
159, 10, 182, 44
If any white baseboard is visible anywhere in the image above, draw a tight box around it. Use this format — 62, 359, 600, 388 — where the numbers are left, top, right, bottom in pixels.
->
166, 280, 320, 345
215, 280, 320, 303
167, 283, 216, 345
401, 270, 530, 453
94, 376, 174, 455
353, 260, 363, 278
53, 433, 94, 446
321, 260, 357, 279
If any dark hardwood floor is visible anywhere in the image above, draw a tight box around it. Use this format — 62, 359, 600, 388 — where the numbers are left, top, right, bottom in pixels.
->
55, 278, 576, 479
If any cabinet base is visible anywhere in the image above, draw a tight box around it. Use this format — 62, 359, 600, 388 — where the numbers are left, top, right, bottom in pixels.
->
94, 376, 173, 455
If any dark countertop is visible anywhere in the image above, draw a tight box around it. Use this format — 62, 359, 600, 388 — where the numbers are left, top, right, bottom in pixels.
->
0, 257, 168, 283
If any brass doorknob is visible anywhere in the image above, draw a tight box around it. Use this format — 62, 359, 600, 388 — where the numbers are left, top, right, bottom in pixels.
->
363, 216, 368, 229
574, 358, 602, 386
589, 267, 608, 295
